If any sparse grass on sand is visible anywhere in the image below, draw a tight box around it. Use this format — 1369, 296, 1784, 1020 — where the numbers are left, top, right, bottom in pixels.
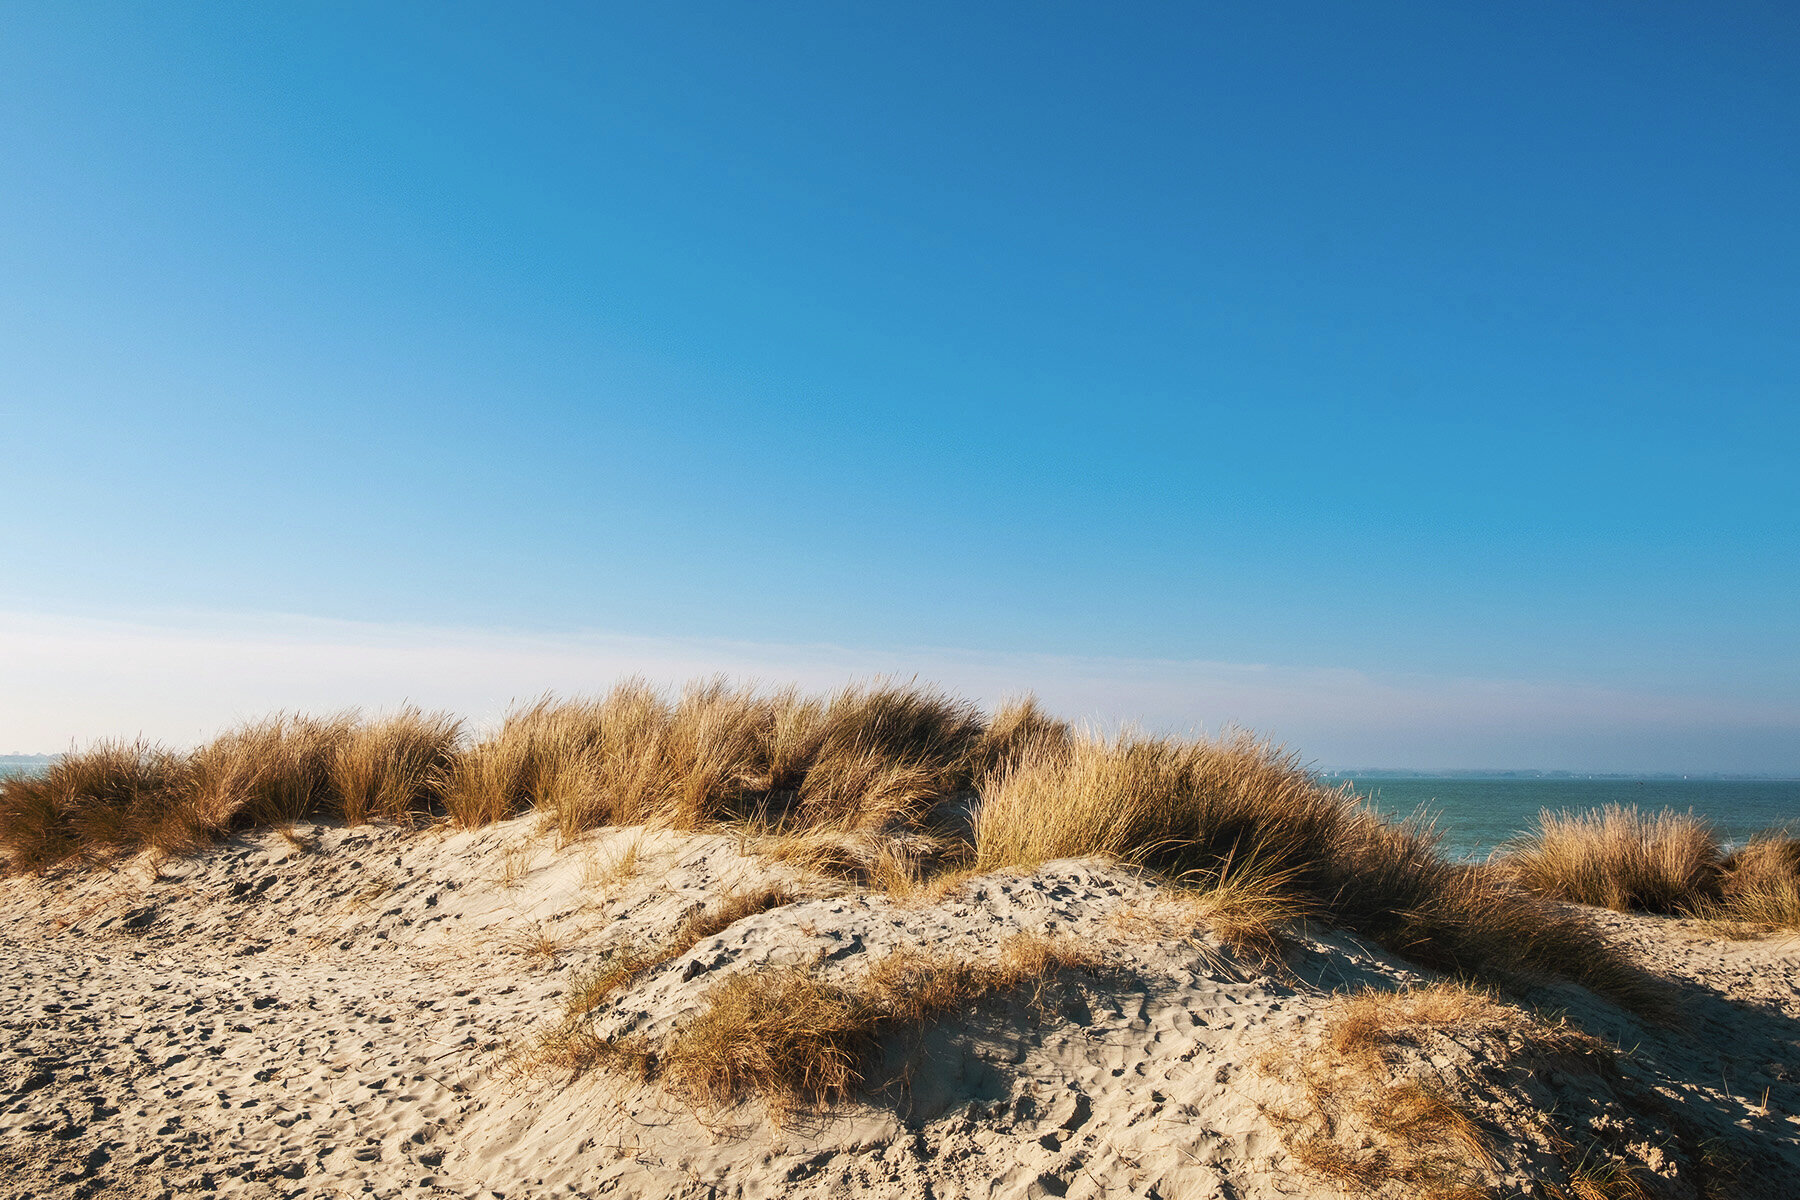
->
1551, 1156, 1654, 1200
655, 932, 1098, 1119
1498, 806, 1800, 931
530, 922, 1100, 1119
547, 883, 800, 1039
1110, 852, 1308, 966
1261, 981, 1633, 1199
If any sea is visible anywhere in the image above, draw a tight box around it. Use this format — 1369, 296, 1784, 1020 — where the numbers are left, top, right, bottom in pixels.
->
0, 755, 55, 779
1333, 775, 1800, 861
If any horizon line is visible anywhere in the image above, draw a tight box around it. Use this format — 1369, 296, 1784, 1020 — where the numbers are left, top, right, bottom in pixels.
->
2, 607, 1798, 775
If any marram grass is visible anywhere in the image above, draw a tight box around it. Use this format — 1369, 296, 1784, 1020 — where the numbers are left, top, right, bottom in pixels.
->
5, 676, 1768, 1014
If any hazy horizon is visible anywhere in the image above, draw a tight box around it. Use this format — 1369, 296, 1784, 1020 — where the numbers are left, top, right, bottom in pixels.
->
2, 609, 1796, 775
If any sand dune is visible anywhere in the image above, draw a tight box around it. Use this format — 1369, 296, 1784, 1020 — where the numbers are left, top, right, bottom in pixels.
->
3, 817, 1797, 1198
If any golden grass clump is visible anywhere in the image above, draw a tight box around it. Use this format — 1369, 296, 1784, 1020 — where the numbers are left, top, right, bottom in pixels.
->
1716, 834, 1800, 929
760, 686, 826, 793
445, 678, 987, 841
189, 712, 359, 831
860, 932, 1099, 1021
973, 731, 1384, 893
658, 933, 1096, 1119
659, 969, 871, 1114
442, 694, 609, 830
966, 694, 1072, 783
1, 710, 464, 871
1324, 981, 1604, 1066
972, 732, 1658, 1009
1499, 805, 1722, 914
790, 681, 985, 828
654, 679, 771, 826
0, 740, 196, 869
329, 708, 463, 825
749, 822, 966, 896
679, 883, 798, 942
1501, 806, 1800, 933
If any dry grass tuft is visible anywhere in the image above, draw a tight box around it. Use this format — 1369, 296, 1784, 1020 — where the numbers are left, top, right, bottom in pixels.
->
1174, 853, 1310, 963
1365, 1078, 1496, 1171
443, 694, 608, 830
790, 681, 985, 829
525, 885, 803, 1081
674, 883, 798, 948
861, 933, 1099, 1021
0, 711, 470, 871
1325, 981, 1606, 1067
1113, 853, 1309, 968
0, 709, 477, 873
1502, 806, 1800, 933
0, 740, 195, 869
968, 694, 1072, 783
1714, 834, 1800, 929
659, 932, 1098, 1119
659, 968, 871, 1115
653, 678, 769, 827
189, 712, 359, 831
1329, 982, 1495, 1058
511, 928, 562, 965
1498, 806, 1722, 914
329, 708, 462, 825
528, 1014, 655, 1081
441, 678, 985, 842
748, 820, 968, 896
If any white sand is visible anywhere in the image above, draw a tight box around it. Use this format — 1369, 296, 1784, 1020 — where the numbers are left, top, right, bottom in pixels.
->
2, 817, 1796, 1198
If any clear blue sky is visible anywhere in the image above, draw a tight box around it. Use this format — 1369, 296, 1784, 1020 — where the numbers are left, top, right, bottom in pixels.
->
2, 4, 1796, 767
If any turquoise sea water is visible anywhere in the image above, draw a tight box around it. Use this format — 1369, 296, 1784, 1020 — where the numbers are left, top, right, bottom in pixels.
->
1336, 776, 1800, 861
0, 755, 54, 780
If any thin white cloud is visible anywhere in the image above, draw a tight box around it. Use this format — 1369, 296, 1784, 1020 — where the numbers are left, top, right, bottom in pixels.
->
1, 610, 1795, 773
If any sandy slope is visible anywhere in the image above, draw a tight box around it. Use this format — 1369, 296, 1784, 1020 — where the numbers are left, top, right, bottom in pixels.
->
2, 817, 1796, 1199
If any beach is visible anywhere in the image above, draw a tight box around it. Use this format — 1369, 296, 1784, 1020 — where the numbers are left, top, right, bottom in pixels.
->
4, 814, 1797, 1199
